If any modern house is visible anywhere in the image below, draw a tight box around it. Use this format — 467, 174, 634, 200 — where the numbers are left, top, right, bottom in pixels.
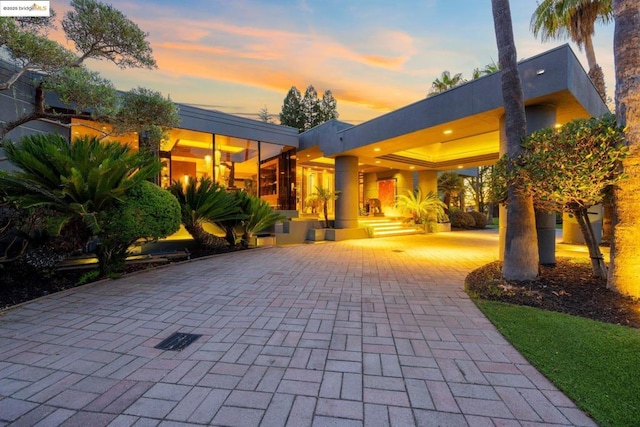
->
0, 44, 608, 246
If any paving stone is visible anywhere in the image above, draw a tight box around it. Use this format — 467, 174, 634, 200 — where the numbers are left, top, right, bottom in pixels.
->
0, 233, 594, 426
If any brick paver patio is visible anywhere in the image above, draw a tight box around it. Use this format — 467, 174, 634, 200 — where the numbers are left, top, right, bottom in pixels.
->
0, 230, 596, 426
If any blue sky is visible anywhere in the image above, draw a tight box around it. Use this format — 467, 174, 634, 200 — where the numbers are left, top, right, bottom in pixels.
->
52, 0, 615, 123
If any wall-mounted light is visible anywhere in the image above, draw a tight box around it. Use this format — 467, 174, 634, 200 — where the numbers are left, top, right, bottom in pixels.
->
443, 130, 453, 135
536, 69, 545, 75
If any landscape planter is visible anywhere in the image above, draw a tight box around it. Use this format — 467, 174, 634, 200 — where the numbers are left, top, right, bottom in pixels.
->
306, 228, 327, 241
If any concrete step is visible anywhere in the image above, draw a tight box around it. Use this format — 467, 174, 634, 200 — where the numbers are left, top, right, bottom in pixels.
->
358, 217, 423, 238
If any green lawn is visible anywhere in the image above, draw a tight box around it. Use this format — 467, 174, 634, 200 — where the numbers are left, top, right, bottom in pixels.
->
475, 300, 640, 427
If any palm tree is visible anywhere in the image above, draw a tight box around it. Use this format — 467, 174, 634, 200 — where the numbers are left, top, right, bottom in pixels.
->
437, 172, 465, 212
168, 177, 244, 249
608, 0, 639, 297
531, 0, 612, 100
492, 0, 540, 280
395, 188, 446, 231
428, 71, 465, 97
311, 186, 340, 228
472, 61, 500, 79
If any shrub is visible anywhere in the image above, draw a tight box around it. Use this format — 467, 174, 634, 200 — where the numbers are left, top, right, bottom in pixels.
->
468, 211, 488, 229
0, 134, 161, 262
96, 181, 181, 274
450, 211, 475, 229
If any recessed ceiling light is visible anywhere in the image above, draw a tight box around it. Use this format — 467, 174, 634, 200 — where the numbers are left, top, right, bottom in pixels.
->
409, 166, 415, 170
375, 161, 381, 164
457, 165, 464, 169
444, 130, 453, 135
374, 148, 381, 152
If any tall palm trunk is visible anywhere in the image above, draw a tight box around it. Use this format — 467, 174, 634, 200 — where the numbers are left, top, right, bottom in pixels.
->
608, 0, 640, 296
492, 0, 539, 280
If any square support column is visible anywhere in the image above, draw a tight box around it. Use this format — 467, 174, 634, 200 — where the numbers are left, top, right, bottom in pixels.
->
417, 170, 438, 194
335, 155, 359, 229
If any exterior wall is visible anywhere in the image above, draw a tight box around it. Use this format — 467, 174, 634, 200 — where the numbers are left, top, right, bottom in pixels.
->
363, 169, 414, 217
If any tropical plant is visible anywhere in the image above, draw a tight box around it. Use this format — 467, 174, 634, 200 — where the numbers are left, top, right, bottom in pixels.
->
472, 61, 500, 79
168, 177, 244, 249
492, 0, 540, 280
491, 114, 626, 278
531, 0, 612, 100
608, 0, 640, 296
311, 186, 340, 228
96, 181, 181, 274
395, 188, 446, 232
438, 172, 465, 212
0, 134, 160, 264
236, 192, 286, 248
428, 70, 465, 97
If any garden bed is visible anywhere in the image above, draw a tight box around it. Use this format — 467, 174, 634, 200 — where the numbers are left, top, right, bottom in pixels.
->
466, 258, 640, 328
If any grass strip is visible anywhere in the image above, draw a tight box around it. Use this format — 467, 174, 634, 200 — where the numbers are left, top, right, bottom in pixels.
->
475, 300, 640, 427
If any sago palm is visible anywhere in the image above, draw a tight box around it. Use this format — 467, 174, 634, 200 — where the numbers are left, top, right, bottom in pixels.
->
0, 134, 160, 236
168, 177, 244, 249
237, 192, 286, 247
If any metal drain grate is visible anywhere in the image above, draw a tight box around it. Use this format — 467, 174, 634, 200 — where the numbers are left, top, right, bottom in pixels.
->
155, 332, 202, 351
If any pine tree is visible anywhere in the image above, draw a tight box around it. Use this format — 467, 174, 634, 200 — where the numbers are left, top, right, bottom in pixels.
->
320, 90, 339, 123
278, 85, 338, 132
279, 86, 304, 132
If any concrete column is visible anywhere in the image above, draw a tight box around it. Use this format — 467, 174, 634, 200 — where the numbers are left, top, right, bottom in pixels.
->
499, 104, 557, 261
334, 155, 359, 229
417, 170, 438, 194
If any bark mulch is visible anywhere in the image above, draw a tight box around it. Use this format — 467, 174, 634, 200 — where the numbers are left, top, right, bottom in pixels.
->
466, 258, 640, 329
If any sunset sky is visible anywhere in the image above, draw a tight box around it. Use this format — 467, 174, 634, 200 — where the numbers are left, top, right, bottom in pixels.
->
51, 0, 615, 124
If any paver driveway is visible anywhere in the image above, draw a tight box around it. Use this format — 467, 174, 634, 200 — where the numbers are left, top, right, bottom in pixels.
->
0, 231, 596, 426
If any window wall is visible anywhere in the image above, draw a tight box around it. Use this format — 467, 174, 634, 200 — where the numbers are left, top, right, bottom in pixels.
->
71, 120, 297, 210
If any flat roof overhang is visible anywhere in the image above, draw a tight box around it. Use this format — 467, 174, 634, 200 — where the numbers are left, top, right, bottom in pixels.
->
298, 44, 609, 172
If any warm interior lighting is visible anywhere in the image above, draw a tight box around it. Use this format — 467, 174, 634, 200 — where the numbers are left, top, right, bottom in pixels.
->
204, 155, 212, 164
443, 130, 453, 135
457, 165, 464, 169
374, 148, 381, 152
218, 144, 245, 154
183, 175, 189, 185
409, 166, 415, 170
375, 161, 381, 164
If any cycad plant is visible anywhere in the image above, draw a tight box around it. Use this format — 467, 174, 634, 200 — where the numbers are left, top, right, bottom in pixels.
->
395, 187, 446, 232
168, 177, 244, 249
0, 134, 160, 263
237, 192, 285, 247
